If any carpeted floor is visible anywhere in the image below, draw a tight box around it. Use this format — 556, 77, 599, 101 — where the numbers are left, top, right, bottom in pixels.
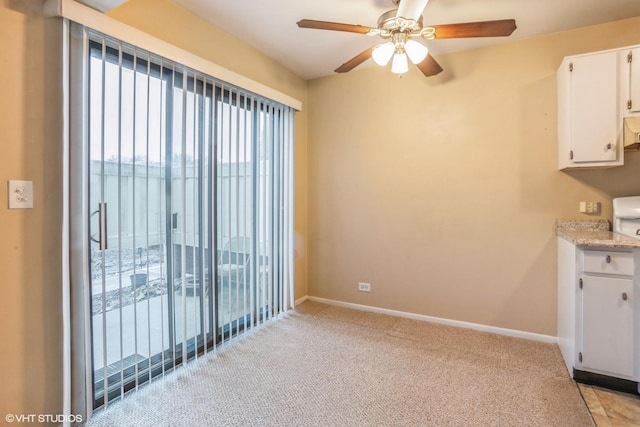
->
86, 301, 594, 426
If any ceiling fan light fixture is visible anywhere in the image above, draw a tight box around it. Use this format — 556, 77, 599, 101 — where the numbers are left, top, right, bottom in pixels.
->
372, 42, 395, 66
391, 51, 408, 74
404, 39, 428, 64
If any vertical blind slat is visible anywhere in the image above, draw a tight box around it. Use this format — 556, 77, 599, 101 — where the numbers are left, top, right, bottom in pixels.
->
191, 73, 198, 362
169, 62, 177, 372
211, 80, 218, 351
144, 50, 152, 384
288, 108, 295, 307
180, 66, 188, 365
159, 59, 171, 376
234, 89, 241, 335
227, 87, 233, 339
244, 92, 248, 328
116, 41, 125, 403
131, 48, 140, 392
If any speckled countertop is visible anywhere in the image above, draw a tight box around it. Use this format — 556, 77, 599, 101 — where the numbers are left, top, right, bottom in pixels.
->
556, 219, 640, 249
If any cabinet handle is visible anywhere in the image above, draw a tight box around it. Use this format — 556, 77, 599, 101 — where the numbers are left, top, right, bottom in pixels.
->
605, 255, 611, 263
606, 143, 612, 150
623, 292, 628, 301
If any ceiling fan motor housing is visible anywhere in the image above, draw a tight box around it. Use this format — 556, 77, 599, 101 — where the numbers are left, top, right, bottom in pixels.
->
373, 9, 436, 41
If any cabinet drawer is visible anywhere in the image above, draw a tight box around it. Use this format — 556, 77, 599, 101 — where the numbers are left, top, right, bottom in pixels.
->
583, 250, 634, 275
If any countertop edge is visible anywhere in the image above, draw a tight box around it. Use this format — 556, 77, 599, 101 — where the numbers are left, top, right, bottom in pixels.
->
556, 220, 640, 249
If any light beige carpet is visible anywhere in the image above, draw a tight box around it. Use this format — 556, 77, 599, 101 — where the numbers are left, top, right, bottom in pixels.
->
86, 301, 594, 426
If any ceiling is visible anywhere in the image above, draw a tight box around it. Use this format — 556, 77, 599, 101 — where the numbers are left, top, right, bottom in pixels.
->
158, 1, 640, 80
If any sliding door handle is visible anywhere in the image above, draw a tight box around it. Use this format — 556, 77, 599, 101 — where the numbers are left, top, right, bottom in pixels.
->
90, 203, 108, 250
90, 209, 100, 245
102, 203, 108, 250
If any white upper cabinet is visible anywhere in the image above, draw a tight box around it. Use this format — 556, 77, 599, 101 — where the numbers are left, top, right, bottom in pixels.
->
558, 50, 622, 169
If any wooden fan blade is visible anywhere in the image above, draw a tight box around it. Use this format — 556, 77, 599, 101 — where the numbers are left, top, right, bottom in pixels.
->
416, 54, 443, 77
335, 47, 374, 73
297, 19, 374, 34
431, 19, 517, 39
396, 0, 430, 21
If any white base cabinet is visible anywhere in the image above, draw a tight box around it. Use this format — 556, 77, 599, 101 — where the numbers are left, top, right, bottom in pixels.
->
557, 239, 639, 385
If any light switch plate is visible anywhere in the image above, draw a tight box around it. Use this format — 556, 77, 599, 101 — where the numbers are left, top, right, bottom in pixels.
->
8, 180, 33, 209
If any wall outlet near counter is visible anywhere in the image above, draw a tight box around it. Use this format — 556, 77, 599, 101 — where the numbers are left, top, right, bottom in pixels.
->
579, 201, 600, 214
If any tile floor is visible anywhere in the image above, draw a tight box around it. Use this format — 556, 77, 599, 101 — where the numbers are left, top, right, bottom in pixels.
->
579, 383, 640, 426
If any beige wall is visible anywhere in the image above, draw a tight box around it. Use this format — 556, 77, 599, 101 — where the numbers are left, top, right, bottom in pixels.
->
108, 0, 309, 300
0, 0, 63, 423
307, 17, 640, 336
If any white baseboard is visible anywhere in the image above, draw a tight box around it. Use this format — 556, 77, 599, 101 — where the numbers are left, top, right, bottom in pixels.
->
304, 296, 557, 344
294, 295, 308, 306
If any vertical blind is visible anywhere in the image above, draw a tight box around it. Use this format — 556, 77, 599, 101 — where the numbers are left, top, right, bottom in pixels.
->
72, 25, 295, 413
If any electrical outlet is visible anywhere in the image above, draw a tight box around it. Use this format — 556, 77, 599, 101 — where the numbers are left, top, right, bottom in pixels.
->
358, 282, 371, 292
579, 201, 600, 214
585, 201, 600, 214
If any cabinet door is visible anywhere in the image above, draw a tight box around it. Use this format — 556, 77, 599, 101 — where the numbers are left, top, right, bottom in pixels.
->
581, 275, 634, 378
570, 52, 619, 163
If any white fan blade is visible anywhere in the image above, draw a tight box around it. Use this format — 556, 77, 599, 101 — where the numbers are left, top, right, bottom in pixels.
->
396, 0, 430, 21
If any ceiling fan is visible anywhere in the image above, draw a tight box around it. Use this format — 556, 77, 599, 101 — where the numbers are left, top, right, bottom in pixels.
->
297, 0, 517, 77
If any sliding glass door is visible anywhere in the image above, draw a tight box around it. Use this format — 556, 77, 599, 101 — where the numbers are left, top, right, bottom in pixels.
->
88, 40, 177, 406
82, 29, 295, 410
